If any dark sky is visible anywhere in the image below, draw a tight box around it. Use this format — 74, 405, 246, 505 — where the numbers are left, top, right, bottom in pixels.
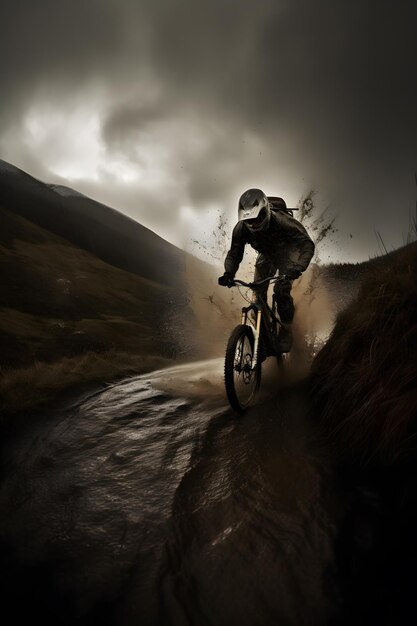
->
1, 0, 416, 261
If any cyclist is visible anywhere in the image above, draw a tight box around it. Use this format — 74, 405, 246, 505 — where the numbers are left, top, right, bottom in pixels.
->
218, 188, 315, 352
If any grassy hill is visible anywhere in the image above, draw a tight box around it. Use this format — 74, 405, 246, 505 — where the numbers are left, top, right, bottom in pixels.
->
0, 161, 241, 415
0, 205, 191, 413
311, 240, 417, 465
0, 160, 184, 285
1, 158, 411, 416
307, 241, 417, 623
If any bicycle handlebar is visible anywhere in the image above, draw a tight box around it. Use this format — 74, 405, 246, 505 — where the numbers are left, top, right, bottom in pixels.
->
232, 275, 287, 289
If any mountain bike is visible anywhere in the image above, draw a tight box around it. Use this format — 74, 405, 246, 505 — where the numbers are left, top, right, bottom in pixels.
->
222, 275, 289, 414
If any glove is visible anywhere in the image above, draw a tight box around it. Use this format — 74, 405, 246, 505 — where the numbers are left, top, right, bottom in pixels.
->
285, 268, 302, 280
218, 273, 234, 287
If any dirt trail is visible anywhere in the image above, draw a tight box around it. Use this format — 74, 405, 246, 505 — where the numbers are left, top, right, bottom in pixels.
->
0, 358, 340, 626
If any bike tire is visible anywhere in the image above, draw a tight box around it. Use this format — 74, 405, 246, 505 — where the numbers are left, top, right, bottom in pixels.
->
224, 324, 261, 414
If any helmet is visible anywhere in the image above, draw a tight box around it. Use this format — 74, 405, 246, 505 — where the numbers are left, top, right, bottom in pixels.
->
238, 188, 271, 234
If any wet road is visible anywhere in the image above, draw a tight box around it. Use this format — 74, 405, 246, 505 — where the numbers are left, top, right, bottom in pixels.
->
0, 359, 341, 625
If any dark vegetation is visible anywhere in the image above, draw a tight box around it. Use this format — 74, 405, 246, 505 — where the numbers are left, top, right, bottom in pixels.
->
0, 205, 183, 413
0, 160, 208, 415
0, 159, 184, 285
0, 160, 236, 415
310, 241, 417, 624
312, 241, 417, 466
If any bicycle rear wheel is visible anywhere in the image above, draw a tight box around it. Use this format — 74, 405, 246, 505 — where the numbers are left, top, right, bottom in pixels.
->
224, 324, 261, 414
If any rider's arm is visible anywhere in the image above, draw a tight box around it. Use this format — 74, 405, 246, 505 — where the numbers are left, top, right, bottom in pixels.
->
275, 212, 315, 272
224, 222, 247, 277
292, 223, 315, 271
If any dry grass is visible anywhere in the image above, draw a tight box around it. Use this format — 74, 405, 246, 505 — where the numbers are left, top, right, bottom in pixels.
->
311, 242, 417, 465
0, 205, 188, 416
0, 351, 172, 416
0, 203, 234, 418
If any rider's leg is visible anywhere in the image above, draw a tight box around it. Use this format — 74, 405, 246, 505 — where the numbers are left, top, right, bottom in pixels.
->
254, 254, 276, 305
274, 277, 295, 352
253, 255, 276, 359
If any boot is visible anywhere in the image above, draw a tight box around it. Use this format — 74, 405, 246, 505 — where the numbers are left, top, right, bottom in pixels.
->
277, 324, 293, 353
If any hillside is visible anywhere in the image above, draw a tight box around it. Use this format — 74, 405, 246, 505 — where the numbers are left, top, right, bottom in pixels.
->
0, 160, 184, 285
0, 202, 245, 414
311, 240, 417, 466
306, 241, 417, 623
0, 204, 185, 361
0, 161, 241, 414
0, 205, 185, 412
0, 158, 410, 415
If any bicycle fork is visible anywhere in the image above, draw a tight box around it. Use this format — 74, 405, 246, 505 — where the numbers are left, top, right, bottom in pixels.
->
241, 308, 262, 370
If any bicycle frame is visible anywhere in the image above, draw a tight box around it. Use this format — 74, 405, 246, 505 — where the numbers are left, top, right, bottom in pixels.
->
234, 275, 285, 370
222, 273, 288, 413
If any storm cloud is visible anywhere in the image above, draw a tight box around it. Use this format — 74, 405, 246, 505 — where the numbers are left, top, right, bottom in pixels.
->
1, 0, 416, 260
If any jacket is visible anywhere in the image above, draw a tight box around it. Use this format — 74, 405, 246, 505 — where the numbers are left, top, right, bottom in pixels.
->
224, 210, 315, 276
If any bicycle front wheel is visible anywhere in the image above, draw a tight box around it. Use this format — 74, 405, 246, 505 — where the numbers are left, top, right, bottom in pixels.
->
224, 324, 261, 414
